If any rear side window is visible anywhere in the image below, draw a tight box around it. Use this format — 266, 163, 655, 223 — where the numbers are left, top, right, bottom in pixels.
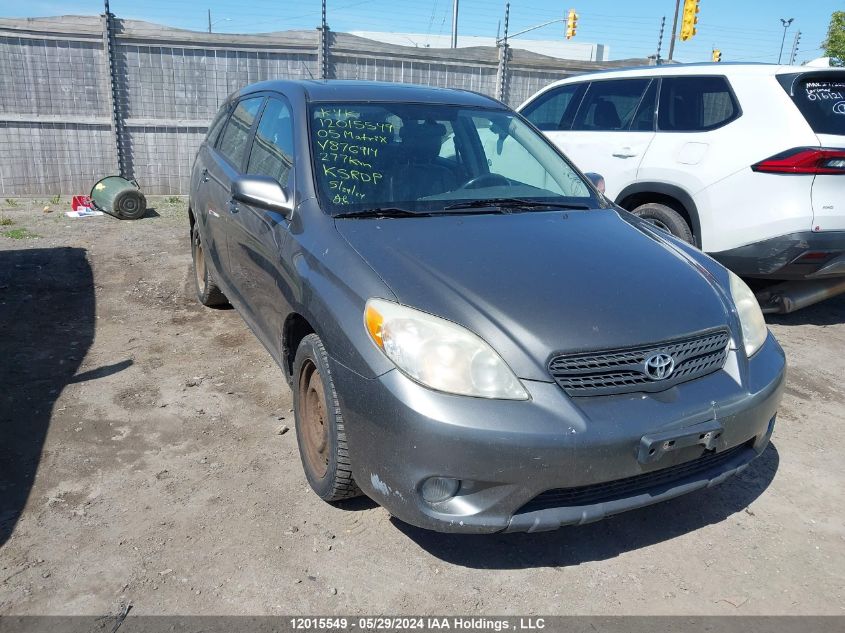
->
521, 83, 586, 131
658, 76, 739, 132
205, 105, 230, 146
247, 97, 295, 187
782, 75, 845, 136
572, 79, 652, 131
217, 97, 264, 169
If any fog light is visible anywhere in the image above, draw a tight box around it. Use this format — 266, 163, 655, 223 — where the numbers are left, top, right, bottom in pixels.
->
421, 477, 460, 503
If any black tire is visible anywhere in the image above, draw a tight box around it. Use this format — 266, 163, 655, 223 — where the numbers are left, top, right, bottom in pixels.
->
191, 223, 228, 307
293, 333, 361, 501
631, 202, 694, 244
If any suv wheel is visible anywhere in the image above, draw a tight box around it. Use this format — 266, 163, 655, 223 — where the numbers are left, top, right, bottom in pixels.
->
293, 333, 361, 501
632, 203, 694, 244
191, 223, 228, 307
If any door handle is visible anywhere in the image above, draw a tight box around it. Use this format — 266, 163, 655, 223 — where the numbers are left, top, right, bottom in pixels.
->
201, 168, 209, 183
612, 151, 638, 158
228, 199, 239, 214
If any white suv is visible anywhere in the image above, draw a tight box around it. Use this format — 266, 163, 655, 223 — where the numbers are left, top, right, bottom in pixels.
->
519, 64, 845, 282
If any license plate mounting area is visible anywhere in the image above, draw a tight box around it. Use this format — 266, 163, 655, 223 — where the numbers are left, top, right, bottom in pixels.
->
637, 419, 724, 465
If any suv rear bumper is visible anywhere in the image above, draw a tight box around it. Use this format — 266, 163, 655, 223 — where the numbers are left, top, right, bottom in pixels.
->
711, 230, 845, 279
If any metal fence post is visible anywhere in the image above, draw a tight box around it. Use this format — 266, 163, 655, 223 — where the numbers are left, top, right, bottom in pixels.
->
496, 3, 510, 103
102, 0, 126, 177
317, 0, 330, 79
496, 44, 510, 103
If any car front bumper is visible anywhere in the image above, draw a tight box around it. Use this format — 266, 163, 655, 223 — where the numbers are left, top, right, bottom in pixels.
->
331, 334, 786, 533
711, 230, 845, 280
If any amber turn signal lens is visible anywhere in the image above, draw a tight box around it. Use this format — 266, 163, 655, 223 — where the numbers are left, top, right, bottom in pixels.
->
365, 303, 384, 349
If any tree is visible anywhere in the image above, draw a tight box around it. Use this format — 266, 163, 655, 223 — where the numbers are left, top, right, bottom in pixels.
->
822, 11, 845, 66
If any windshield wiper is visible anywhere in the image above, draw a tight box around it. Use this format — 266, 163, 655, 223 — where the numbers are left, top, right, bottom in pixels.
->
443, 198, 591, 211
334, 207, 430, 219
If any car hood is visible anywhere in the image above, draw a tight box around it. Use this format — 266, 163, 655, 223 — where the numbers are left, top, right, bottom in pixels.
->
335, 209, 732, 382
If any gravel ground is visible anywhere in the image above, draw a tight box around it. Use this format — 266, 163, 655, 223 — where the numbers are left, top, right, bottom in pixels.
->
0, 198, 843, 616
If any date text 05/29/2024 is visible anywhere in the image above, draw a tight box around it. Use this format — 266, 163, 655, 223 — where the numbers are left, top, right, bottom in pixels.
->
289, 617, 547, 631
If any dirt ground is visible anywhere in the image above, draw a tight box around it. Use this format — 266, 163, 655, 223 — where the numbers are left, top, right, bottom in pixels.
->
0, 197, 843, 616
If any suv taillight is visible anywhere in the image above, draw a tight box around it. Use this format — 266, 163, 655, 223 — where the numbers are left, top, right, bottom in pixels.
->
752, 148, 845, 175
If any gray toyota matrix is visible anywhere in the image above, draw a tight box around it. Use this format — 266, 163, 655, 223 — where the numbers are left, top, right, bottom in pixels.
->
188, 80, 785, 533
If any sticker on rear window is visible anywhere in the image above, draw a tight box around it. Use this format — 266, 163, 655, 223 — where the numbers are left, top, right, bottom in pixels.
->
805, 82, 844, 102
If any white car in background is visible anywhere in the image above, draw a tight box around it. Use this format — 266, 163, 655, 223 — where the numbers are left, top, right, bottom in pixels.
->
518, 64, 845, 310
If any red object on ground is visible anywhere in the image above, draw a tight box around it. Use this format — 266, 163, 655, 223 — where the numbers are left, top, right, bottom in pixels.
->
72, 195, 93, 211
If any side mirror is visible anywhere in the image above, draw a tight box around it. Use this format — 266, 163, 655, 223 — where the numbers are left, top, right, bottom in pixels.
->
231, 175, 292, 217
585, 172, 606, 195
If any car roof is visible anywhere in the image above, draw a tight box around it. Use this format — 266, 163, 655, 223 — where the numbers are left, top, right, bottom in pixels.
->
239, 79, 506, 108
529, 62, 844, 87
518, 62, 845, 108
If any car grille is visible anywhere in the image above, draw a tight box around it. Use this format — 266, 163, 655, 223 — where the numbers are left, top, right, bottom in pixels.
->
517, 442, 751, 514
548, 328, 731, 396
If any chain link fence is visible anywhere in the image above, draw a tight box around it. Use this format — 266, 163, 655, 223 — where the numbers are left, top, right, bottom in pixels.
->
0, 14, 645, 195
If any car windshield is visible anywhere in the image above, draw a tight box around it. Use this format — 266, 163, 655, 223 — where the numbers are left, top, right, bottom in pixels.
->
308, 102, 597, 215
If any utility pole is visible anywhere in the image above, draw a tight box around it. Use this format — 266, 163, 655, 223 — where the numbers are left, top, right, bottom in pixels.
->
668, 0, 680, 61
790, 30, 802, 65
451, 0, 459, 48
778, 18, 794, 64
207, 9, 211, 33
656, 16, 666, 63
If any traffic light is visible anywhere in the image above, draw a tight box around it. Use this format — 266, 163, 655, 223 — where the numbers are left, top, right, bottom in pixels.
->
565, 9, 578, 39
712, 48, 721, 62
679, 0, 699, 41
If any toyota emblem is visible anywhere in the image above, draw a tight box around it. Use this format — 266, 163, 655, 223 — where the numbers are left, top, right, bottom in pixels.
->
644, 353, 675, 380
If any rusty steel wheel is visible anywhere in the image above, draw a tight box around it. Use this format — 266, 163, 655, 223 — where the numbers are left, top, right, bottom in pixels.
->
292, 333, 361, 501
298, 359, 329, 479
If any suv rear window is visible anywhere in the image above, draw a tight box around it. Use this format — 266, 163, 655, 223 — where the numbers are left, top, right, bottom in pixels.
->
780, 74, 845, 136
658, 76, 739, 132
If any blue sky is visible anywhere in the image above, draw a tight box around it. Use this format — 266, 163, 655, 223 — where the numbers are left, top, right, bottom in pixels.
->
1, 0, 840, 63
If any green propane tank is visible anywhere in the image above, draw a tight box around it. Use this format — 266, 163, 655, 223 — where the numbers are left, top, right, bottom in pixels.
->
90, 176, 147, 220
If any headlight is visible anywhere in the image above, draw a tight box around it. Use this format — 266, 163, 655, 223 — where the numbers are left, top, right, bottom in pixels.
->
364, 298, 528, 400
728, 271, 768, 357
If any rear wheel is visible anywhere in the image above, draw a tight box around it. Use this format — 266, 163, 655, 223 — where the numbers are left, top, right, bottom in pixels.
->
293, 333, 361, 501
191, 223, 228, 307
631, 202, 694, 244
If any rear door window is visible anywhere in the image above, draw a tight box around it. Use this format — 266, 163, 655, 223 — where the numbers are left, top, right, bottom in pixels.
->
217, 97, 264, 169
205, 105, 230, 146
521, 82, 587, 131
781, 75, 845, 136
657, 76, 739, 132
572, 79, 652, 131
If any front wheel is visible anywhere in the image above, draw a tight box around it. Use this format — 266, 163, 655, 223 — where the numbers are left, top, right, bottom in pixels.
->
631, 202, 694, 244
293, 333, 361, 501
